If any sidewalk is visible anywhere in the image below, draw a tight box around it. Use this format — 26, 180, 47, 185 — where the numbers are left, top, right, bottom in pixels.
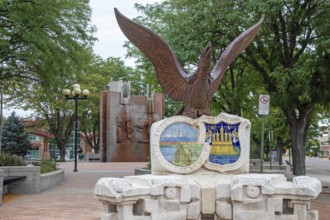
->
0, 162, 147, 220
0, 161, 329, 220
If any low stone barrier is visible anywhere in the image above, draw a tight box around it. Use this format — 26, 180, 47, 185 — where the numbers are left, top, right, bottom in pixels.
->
250, 163, 291, 175
134, 167, 151, 175
1, 166, 41, 194
40, 169, 64, 192
1, 165, 64, 203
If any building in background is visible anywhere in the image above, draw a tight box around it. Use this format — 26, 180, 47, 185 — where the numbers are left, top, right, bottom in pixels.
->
27, 131, 53, 160
23, 120, 53, 160
319, 127, 330, 157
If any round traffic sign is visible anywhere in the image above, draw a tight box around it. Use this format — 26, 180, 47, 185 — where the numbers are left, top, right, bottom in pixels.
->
260, 95, 269, 104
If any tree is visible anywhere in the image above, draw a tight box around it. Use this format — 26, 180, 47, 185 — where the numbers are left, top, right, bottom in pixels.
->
0, 0, 95, 115
129, 0, 330, 175
18, 85, 76, 161
1, 111, 31, 156
235, 0, 330, 175
0, 0, 95, 94
77, 56, 134, 153
0, 0, 96, 160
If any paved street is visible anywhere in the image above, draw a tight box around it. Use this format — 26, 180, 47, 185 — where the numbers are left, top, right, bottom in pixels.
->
305, 157, 330, 220
306, 157, 330, 187
0, 159, 329, 220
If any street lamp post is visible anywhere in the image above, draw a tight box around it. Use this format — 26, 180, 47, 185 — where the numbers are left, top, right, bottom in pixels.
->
62, 84, 89, 172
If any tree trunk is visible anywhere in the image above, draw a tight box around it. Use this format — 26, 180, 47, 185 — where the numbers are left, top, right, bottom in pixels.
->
284, 106, 313, 176
56, 138, 66, 161
290, 124, 307, 175
276, 137, 283, 165
59, 145, 66, 161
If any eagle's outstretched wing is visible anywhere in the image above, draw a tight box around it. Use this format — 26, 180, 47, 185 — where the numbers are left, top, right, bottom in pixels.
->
115, 8, 188, 101
209, 15, 265, 98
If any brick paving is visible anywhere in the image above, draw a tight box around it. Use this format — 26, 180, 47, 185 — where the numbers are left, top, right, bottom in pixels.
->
0, 162, 147, 220
0, 161, 329, 220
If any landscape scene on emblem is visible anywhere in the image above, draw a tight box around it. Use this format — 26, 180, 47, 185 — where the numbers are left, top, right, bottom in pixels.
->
160, 122, 202, 167
205, 122, 241, 165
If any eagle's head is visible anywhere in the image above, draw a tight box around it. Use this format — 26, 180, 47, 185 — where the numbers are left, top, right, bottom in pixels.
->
197, 42, 212, 79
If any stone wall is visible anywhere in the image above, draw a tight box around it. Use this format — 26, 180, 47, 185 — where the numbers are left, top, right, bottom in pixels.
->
0, 166, 64, 196
40, 169, 64, 192
1, 166, 41, 194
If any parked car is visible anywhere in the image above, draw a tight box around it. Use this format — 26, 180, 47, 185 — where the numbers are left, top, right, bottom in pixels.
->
26, 156, 36, 160
56, 155, 72, 161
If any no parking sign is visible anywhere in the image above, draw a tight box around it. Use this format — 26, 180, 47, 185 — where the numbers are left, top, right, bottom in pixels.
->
258, 95, 270, 115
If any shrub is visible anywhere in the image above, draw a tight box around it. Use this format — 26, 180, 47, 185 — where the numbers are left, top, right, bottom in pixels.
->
0, 152, 26, 166
146, 156, 151, 170
40, 160, 57, 173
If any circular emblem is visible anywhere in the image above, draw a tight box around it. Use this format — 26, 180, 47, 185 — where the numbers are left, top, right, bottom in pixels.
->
153, 116, 210, 173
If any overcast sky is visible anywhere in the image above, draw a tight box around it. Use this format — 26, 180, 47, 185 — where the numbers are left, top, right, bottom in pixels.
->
3, 0, 158, 117
89, 0, 158, 65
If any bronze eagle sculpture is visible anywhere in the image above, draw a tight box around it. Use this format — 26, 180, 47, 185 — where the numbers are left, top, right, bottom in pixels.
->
115, 8, 264, 118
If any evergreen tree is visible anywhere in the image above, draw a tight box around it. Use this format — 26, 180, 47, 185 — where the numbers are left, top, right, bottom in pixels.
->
1, 112, 31, 156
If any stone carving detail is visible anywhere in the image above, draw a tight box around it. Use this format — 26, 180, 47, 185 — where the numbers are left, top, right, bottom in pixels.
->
116, 114, 133, 143
94, 175, 201, 220
94, 174, 321, 220
246, 185, 260, 198
230, 174, 321, 220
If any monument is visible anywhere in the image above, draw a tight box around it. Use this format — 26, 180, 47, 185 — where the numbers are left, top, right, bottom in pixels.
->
94, 9, 322, 220
99, 80, 164, 162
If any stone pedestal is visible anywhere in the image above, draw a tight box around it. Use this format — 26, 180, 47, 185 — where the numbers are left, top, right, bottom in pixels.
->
94, 113, 322, 220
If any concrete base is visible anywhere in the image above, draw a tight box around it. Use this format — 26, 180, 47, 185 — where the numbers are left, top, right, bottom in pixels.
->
94, 173, 322, 220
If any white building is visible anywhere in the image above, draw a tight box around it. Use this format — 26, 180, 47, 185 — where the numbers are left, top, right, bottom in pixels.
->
319, 127, 330, 157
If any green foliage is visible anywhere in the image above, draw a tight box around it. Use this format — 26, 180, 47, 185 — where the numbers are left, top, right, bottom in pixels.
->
0, 0, 96, 139
0, 0, 95, 87
1, 112, 32, 156
40, 160, 57, 174
0, 152, 25, 166
145, 156, 151, 170
0, 0, 96, 161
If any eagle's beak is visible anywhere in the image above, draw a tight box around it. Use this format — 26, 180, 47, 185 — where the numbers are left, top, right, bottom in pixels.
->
202, 42, 212, 58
